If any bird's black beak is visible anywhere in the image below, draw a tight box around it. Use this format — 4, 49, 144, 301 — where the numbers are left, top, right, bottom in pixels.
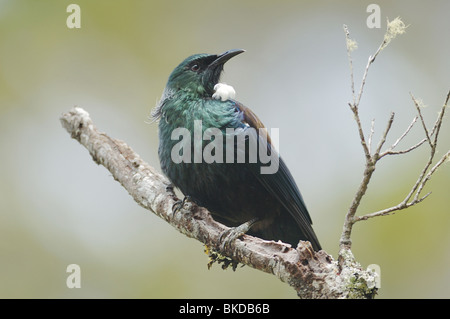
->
203, 49, 245, 93
208, 49, 245, 69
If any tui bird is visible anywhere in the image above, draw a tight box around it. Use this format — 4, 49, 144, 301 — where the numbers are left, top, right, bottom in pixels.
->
152, 49, 321, 251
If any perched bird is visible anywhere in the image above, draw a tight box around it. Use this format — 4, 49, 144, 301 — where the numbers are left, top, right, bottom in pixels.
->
152, 49, 321, 251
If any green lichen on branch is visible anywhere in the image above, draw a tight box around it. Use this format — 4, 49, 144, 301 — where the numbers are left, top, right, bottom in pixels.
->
204, 245, 241, 271
338, 248, 379, 299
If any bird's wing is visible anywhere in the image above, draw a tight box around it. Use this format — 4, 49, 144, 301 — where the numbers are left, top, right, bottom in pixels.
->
231, 100, 321, 249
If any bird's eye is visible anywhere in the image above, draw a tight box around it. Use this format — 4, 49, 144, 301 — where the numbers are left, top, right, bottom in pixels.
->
190, 64, 200, 72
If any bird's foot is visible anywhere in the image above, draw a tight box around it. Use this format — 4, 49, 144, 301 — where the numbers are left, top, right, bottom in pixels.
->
172, 195, 192, 214
219, 218, 258, 251
165, 184, 175, 193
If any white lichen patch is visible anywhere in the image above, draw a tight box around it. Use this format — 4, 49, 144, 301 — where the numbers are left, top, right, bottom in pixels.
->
346, 38, 358, 52
382, 17, 408, 49
337, 249, 379, 298
415, 97, 428, 108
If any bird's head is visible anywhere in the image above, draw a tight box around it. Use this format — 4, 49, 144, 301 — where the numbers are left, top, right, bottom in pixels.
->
166, 49, 245, 97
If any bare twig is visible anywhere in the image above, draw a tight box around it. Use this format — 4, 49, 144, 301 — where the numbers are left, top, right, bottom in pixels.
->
415, 151, 450, 198
368, 118, 375, 153
340, 19, 449, 253
350, 92, 450, 227
412, 94, 433, 148
390, 115, 419, 149
374, 112, 395, 159
378, 116, 424, 159
343, 25, 356, 100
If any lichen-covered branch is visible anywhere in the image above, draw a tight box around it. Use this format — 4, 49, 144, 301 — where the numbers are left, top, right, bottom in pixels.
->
60, 106, 378, 299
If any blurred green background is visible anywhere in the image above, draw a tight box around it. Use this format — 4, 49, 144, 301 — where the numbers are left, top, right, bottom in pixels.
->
1, 0, 449, 298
